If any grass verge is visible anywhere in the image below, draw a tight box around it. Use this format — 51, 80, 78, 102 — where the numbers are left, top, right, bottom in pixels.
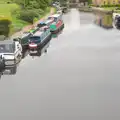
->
101, 7, 120, 13
0, 2, 56, 36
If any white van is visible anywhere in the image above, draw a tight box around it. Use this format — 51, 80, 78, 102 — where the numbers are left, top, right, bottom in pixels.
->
0, 39, 22, 65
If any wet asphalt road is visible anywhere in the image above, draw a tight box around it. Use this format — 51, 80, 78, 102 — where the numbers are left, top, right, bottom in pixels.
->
1, 9, 120, 120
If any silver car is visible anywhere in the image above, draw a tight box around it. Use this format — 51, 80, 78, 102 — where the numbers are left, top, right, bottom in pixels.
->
0, 40, 22, 66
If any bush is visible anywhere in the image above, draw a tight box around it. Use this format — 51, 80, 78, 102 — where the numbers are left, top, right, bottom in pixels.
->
101, 4, 120, 7
0, 19, 12, 37
19, 10, 39, 23
0, 19, 11, 25
33, 9, 44, 15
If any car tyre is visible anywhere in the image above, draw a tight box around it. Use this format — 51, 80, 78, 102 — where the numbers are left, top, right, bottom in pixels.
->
44, 49, 47, 53
38, 50, 41, 56
14, 58, 17, 65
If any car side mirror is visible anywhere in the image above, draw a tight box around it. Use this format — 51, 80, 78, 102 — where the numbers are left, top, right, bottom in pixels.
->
0, 55, 2, 59
17, 44, 20, 49
13, 38, 18, 41
44, 28, 47, 32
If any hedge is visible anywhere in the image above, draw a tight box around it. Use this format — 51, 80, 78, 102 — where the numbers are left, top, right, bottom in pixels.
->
18, 10, 39, 24
89, 4, 120, 7
101, 4, 120, 7
0, 19, 12, 37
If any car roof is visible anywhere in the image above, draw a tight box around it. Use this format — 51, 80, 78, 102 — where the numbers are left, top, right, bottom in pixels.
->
22, 32, 31, 37
0, 40, 13, 44
49, 14, 61, 18
33, 31, 43, 36
45, 19, 53, 24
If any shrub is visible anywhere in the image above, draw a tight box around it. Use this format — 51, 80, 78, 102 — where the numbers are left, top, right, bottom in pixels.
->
0, 19, 12, 37
19, 10, 39, 23
33, 9, 44, 15
101, 4, 120, 7
0, 19, 11, 25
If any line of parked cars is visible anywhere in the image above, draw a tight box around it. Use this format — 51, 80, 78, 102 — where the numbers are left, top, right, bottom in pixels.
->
52, 1, 69, 14
0, 13, 64, 74
113, 13, 120, 29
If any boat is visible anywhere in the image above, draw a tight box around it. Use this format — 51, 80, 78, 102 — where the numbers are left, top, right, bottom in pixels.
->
0, 39, 22, 66
49, 14, 64, 33
37, 19, 54, 28
30, 41, 50, 57
52, 26, 64, 38
28, 26, 52, 55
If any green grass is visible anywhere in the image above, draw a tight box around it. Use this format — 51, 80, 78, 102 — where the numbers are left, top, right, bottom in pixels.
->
0, 3, 29, 30
0, 2, 55, 35
102, 7, 115, 10
53, 7, 57, 13
0, 3, 19, 18
102, 7, 120, 13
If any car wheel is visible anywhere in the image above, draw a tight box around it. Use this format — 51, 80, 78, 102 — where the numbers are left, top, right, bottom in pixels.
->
14, 58, 17, 65
10, 66, 17, 75
38, 50, 41, 56
44, 49, 47, 53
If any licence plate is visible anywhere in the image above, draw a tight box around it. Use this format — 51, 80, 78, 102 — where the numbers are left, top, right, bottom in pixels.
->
30, 50, 37, 53
5, 60, 14, 65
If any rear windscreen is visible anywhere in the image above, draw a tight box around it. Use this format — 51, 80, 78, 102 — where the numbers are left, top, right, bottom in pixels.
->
29, 36, 40, 42
0, 44, 15, 53
37, 23, 46, 28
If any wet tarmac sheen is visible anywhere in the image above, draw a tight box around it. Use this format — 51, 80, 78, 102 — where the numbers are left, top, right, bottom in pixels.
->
0, 9, 120, 120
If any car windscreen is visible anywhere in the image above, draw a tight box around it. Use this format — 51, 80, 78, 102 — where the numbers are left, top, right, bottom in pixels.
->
37, 23, 46, 28
29, 36, 40, 42
0, 43, 15, 53
48, 17, 57, 22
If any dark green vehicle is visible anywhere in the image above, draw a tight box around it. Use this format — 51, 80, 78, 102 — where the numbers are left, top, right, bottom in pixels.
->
14, 32, 33, 50
14, 27, 39, 50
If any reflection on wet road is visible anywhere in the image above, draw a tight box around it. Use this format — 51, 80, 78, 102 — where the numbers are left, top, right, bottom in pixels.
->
1, 9, 120, 120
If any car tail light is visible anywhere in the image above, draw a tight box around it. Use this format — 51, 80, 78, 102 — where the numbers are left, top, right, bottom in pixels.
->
29, 43, 37, 48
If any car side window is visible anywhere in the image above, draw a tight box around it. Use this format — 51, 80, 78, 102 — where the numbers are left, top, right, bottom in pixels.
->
41, 35, 43, 40
43, 34, 45, 39
13, 42, 15, 52
17, 44, 19, 49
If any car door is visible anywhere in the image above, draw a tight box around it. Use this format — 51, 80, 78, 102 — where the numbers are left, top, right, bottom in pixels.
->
14, 42, 22, 59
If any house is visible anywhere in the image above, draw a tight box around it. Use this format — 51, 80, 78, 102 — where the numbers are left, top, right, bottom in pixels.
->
92, 0, 120, 6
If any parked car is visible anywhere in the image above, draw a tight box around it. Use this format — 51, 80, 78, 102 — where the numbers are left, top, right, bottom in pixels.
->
114, 16, 120, 28
3, 65, 17, 75
0, 39, 22, 66
0, 55, 5, 72
14, 32, 33, 50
